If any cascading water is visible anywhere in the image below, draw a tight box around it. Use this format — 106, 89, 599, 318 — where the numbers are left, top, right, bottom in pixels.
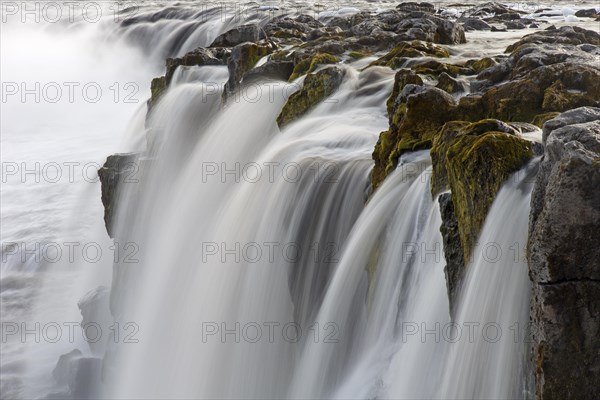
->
5, 1, 588, 399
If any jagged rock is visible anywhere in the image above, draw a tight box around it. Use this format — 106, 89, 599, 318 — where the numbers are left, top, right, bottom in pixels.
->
528, 107, 600, 399
438, 192, 465, 317
97, 153, 140, 238
223, 42, 274, 100
462, 18, 491, 31
436, 72, 466, 93
210, 24, 266, 47
276, 66, 345, 128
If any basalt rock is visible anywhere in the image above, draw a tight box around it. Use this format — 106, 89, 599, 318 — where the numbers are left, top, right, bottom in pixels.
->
394, 14, 467, 44
528, 107, 600, 399
276, 66, 345, 128
436, 72, 467, 93
98, 153, 141, 238
289, 53, 340, 81
223, 42, 275, 100
445, 129, 533, 263
368, 41, 450, 69
210, 24, 267, 47
461, 18, 491, 31
438, 192, 465, 317
506, 25, 600, 53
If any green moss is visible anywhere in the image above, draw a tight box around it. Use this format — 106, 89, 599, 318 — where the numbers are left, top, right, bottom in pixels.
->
446, 132, 534, 262
277, 67, 344, 127
149, 76, 167, 111
386, 70, 423, 128
430, 121, 470, 196
532, 112, 561, 128
369, 41, 450, 70
465, 57, 497, 74
348, 51, 368, 59
412, 60, 468, 77
289, 53, 339, 81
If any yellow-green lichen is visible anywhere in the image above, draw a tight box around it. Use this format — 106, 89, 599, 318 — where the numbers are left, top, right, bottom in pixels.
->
289, 53, 339, 81
446, 131, 534, 262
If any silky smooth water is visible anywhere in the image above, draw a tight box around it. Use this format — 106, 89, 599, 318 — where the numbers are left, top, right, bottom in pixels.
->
1, 1, 596, 398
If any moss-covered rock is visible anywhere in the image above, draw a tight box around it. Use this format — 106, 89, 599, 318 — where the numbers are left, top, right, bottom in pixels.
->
505, 25, 600, 53
436, 72, 466, 94
386, 69, 424, 128
446, 131, 534, 262
224, 42, 275, 99
277, 66, 345, 127
289, 53, 339, 81
464, 57, 498, 73
368, 41, 450, 69
430, 121, 470, 196
372, 85, 457, 190
412, 60, 472, 77
532, 112, 561, 128
148, 76, 167, 111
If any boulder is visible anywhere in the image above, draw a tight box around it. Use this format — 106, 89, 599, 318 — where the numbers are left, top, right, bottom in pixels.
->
210, 24, 267, 47
528, 107, 600, 399
506, 25, 600, 53
276, 66, 345, 128
289, 53, 339, 81
436, 72, 467, 93
223, 42, 274, 100
462, 18, 491, 31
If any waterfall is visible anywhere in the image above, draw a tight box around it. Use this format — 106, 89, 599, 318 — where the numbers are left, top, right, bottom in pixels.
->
2, 2, 548, 398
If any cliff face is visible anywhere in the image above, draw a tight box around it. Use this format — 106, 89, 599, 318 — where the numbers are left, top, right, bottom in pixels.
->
527, 107, 600, 399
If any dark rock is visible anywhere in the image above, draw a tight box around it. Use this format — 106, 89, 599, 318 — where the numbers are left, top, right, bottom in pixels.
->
277, 66, 345, 127
396, 2, 436, 13
438, 192, 465, 317
243, 59, 294, 83
210, 24, 267, 47
505, 20, 527, 29
491, 25, 507, 32
368, 41, 450, 69
436, 72, 467, 93
97, 153, 141, 238
462, 18, 491, 31
575, 9, 598, 18
506, 25, 600, 52
224, 42, 274, 100
463, 2, 516, 18
394, 15, 466, 44
528, 107, 600, 399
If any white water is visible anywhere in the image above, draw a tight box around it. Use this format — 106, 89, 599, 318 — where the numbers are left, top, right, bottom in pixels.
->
1, 0, 594, 398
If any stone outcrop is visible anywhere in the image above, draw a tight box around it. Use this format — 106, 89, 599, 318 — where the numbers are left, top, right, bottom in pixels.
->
97, 153, 140, 238
527, 107, 600, 399
276, 66, 345, 128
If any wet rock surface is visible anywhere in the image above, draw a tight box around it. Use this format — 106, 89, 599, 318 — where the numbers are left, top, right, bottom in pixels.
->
528, 107, 600, 399
97, 153, 140, 238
